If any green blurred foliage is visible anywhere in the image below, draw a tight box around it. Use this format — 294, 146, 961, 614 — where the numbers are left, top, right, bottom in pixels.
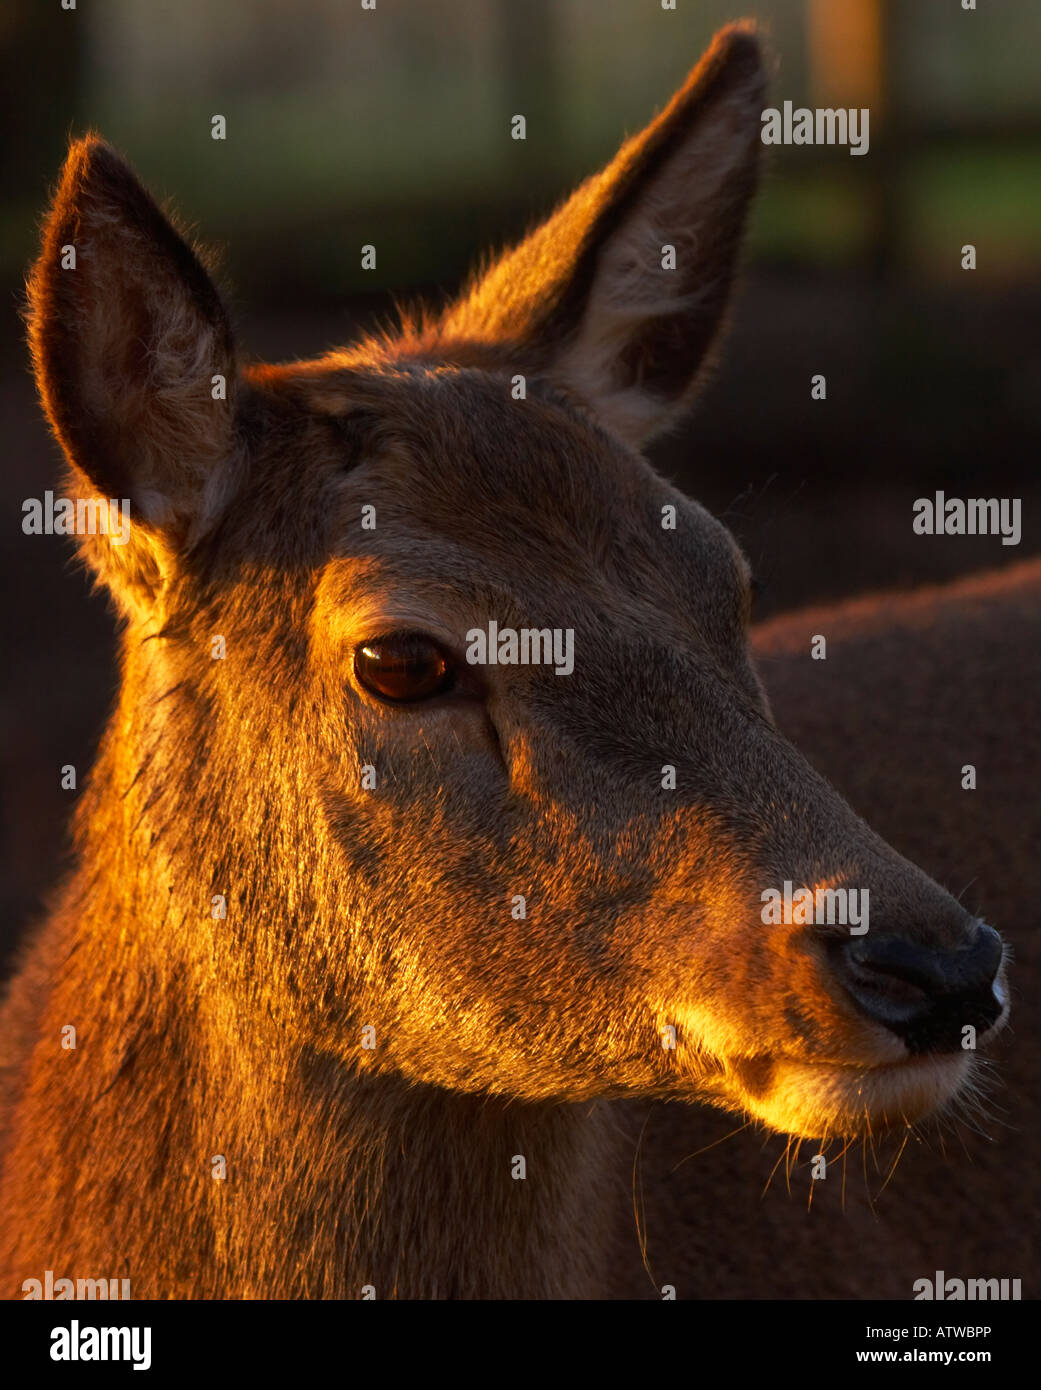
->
2, 0, 1039, 300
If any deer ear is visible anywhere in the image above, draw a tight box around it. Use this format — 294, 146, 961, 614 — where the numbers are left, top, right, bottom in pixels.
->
26, 136, 238, 610
440, 24, 766, 447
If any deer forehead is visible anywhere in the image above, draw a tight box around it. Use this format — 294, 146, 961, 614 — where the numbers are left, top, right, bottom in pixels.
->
273, 364, 752, 643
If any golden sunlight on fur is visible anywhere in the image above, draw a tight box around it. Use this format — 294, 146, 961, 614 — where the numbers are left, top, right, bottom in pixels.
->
0, 24, 1018, 1301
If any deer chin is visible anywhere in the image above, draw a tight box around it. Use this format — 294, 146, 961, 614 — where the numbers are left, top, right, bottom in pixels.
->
720, 1051, 972, 1138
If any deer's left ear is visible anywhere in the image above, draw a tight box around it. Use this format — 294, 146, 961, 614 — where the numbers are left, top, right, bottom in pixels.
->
439, 23, 766, 448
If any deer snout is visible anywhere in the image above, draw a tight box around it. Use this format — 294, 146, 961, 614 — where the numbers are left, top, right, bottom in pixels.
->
832, 922, 1005, 1054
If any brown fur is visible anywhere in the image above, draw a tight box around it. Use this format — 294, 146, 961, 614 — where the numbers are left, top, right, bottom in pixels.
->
0, 25, 1021, 1299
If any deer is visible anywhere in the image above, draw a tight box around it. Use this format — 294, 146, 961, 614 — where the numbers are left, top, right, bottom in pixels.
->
0, 23, 1021, 1300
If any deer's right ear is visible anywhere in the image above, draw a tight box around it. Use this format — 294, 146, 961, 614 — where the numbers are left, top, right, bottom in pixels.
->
27, 136, 238, 610
440, 23, 766, 449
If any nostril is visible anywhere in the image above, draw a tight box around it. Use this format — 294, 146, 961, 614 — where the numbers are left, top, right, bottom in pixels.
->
847, 924, 1002, 997
834, 923, 1004, 1052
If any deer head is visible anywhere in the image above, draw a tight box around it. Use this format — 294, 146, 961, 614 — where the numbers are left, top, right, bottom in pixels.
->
27, 24, 1006, 1144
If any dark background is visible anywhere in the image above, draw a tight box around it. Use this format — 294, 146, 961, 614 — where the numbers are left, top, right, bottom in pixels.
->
2, 0, 1039, 967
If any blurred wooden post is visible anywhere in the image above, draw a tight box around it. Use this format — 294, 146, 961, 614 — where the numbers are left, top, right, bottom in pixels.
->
806, 0, 901, 276
807, 0, 883, 112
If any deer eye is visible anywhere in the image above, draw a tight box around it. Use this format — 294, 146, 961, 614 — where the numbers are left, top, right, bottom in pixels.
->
354, 633, 455, 703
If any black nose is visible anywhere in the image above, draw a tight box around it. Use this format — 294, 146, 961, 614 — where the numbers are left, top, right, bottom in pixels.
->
834, 923, 1004, 1053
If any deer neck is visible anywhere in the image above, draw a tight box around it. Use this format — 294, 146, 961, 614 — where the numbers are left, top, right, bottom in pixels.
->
202, 1051, 623, 1298
29, 659, 623, 1299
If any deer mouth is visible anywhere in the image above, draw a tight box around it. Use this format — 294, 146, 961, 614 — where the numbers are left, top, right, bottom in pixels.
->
714, 923, 1010, 1136
720, 1049, 979, 1138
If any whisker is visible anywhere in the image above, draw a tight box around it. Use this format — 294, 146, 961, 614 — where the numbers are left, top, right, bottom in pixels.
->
631, 1107, 657, 1291
875, 1127, 910, 1199
761, 1139, 791, 1199
670, 1118, 753, 1172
